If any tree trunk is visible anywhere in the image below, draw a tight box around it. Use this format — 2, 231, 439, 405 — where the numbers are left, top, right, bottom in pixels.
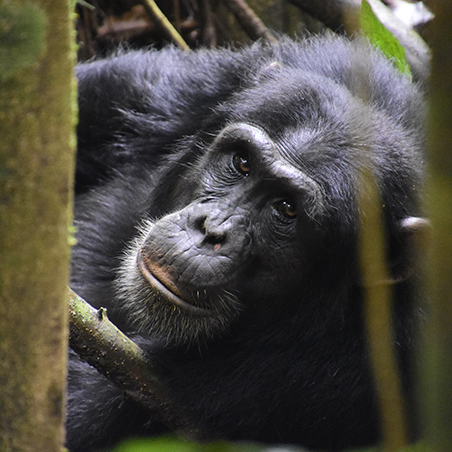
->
0, 1, 75, 450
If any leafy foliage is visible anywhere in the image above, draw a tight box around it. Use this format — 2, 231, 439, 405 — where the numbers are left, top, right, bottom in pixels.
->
360, 0, 411, 78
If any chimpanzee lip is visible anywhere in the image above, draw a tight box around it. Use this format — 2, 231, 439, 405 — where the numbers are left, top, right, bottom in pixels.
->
137, 251, 216, 317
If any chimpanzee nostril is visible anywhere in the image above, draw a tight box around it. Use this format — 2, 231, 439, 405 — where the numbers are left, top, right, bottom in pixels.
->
193, 215, 208, 235
203, 230, 226, 246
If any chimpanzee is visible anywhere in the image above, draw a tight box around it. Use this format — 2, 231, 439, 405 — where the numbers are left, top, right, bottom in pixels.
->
67, 36, 427, 452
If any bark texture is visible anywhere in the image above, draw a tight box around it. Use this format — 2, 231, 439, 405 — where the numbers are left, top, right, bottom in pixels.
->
0, 1, 76, 450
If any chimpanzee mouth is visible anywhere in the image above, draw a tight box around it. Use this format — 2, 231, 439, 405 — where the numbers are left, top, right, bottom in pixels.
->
136, 251, 216, 317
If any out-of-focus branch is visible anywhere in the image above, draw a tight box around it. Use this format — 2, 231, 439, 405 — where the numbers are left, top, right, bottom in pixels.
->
289, 0, 360, 33
220, 0, 277, 43
142, 0, 190, 50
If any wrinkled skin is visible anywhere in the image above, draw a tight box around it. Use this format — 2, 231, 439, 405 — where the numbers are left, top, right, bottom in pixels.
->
67, 36, 425, 452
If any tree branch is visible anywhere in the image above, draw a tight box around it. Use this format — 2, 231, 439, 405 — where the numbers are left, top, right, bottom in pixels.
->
141, 0, 190, 50
289, 0, 360, 33
68, 288, 166, 409
220, 0, 277, 43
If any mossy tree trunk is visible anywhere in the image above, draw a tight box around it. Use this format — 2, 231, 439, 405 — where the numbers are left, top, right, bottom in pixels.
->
0, 1, 75, 451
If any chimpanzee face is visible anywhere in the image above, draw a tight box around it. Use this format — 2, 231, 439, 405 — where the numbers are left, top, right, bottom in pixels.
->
115, 77, 367, 345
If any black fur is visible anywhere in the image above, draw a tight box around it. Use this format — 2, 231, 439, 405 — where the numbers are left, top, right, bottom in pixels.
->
67, 36, 425, 451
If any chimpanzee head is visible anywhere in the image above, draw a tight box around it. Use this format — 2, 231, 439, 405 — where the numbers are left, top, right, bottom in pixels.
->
115, 63, 426, 346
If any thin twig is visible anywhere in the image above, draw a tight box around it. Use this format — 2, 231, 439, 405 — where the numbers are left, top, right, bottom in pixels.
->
142, 0, 190, 50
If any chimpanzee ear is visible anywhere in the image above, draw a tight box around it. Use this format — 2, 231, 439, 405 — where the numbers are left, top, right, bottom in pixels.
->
389, 216, 431, 283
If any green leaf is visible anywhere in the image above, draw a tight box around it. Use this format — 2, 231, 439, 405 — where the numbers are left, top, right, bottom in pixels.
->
113, 437, 264, 452
360, 0, 411, 78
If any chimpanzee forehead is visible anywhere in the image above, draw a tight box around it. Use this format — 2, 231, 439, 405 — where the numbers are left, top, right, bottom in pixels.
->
223, 69, 358, 140
221, 87, 363, 168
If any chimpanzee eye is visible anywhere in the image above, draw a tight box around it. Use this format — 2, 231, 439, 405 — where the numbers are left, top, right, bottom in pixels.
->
232, 153, 250, 176
272, 200, 297, 219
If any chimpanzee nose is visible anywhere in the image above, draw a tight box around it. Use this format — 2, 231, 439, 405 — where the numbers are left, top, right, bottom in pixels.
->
189, 204, 234, 251
186, 200, 250, 255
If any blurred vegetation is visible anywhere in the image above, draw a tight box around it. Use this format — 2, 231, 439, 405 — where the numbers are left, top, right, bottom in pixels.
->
421, 1, 452, 451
